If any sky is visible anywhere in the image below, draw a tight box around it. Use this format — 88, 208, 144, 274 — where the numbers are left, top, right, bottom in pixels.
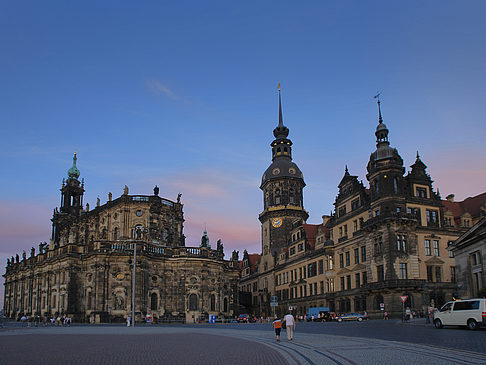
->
1, 1, 485, 308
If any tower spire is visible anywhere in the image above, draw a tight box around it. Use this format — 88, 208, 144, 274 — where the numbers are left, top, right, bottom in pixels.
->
374, 92, 383, 124
278, 83, 283, 127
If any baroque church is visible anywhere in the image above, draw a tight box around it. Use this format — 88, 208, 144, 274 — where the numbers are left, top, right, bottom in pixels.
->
3, 155, 240, 323
240, 91, 486, 318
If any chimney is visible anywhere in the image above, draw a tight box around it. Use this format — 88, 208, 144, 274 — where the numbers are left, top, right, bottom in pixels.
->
446, 194, 455, 202
322, 215, 331, 225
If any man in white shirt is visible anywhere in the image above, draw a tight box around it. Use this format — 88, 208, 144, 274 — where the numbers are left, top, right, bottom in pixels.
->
284, 312, 295, 340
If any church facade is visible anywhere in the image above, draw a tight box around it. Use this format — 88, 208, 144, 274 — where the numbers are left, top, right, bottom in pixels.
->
3, 155, 240, 323
240, 93, 486, 318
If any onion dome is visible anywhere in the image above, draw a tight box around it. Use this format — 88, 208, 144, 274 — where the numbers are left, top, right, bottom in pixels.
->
67, 153, 80, 180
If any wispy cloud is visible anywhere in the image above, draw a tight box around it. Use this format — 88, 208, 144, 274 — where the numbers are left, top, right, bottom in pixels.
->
145, 78, 179, 101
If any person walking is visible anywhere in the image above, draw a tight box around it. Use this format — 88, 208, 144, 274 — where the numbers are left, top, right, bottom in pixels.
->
272, 316, 282, 342
284, 312, 296, 341
126, 315, 131, 327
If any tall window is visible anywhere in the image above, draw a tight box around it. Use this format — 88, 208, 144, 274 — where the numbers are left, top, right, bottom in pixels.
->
448, 241, 455, 258
435, 266, 442, 282
345, 251, 350, 266
275, 189, 281, 205
151, 293, 158, 310
189, 294, 198, 311
354, 248, 359, 264
340, 277, 345, 291
318, 259, 323, 275
346, 275, 351, 290
427, 210, 438, 225
362, 271, 367, 285
223, 297, 228, 312
450, 267, 456, 282
393, 177, 398, 193
351, 198, 360, 210
289, 188, 295, 204
425, 240, 431, 256
399, 263, 408, 279
355, 273, 360, 288
397, 235, 407, 252
361, 246, 367, 262
433, 240, 439, 256
210, 294, 216, 311
377, 265, 384, 281
327, 278, 334, 292
339, 254, 344, 268
426, 266, 433, 281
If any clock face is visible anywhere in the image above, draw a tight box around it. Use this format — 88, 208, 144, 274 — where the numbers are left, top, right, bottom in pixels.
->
272, 218, 283, 228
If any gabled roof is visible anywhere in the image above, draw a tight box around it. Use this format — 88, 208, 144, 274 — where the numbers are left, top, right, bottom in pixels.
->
303, 223, 320, 249
453, 217, 486, 250
442, 192, 486, 219
238, 253, 260, 271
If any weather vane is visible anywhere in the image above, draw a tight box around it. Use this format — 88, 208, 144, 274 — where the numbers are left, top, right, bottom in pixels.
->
278, 83, 281, 91
373, 92, 381, 102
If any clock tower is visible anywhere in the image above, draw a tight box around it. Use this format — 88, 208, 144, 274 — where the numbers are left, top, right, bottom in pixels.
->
259, 88, 308, 266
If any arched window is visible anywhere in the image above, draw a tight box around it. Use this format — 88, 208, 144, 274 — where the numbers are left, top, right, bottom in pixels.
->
150, 293, 158, 310
210, 294, 216, 311
277, 147, 281, 154
189, 294, 198, 311
223, 297, 228, 312
284, 147, 288, 154
393, 177, 398, 194
113, 227, 119, 240
132, 224, 143, 239
87, 291, 92, 309
275, 189, 281, 205
289, 188, 294, 204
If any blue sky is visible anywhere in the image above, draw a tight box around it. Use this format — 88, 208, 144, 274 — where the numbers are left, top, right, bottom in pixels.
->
1, 1, 486, 306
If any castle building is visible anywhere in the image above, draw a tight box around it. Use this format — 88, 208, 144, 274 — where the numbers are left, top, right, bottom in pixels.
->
240, 93, 486, 318
3, 155, 240, 323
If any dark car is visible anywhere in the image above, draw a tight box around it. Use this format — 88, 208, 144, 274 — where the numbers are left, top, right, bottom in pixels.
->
238, 314, 250, 323
337, 312, 368, 322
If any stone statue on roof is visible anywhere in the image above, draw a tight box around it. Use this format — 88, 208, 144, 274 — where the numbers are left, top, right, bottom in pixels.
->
124, 185, 129, 195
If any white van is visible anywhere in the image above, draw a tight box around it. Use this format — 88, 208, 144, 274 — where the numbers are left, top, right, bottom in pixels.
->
434, 299, 486, 330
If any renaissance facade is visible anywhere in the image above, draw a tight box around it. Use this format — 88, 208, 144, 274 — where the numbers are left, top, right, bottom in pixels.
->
3, 155, 240, 323
240, 92, 486, 318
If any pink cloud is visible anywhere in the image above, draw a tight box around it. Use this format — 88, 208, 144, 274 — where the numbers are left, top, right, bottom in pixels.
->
0, 201, 52, 254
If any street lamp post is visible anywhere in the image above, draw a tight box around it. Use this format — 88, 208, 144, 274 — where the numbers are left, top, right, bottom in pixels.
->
424, 281, 430, 324
131, 241, 137, 327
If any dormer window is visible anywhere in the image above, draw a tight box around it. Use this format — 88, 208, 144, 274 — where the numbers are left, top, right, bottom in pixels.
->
416, 187, 427, 198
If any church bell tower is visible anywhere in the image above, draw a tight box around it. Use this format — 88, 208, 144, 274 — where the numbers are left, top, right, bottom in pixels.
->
259, 87, 308, 263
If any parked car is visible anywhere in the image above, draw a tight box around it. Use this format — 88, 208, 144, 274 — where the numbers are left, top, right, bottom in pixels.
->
238, 314, 250, 323
337, 312, 368, 322
434, 298, 486, 330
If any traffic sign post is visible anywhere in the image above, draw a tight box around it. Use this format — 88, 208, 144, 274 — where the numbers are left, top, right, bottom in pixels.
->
400, 296, 408, 322
270, 297, 278, 317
